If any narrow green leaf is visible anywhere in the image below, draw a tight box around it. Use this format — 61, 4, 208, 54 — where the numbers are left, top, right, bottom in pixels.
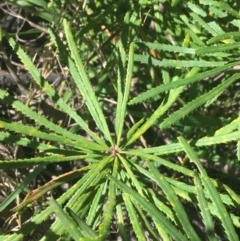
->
209, 6, 227, 18
197, 130, 240, 146
200, 0, 240, 18
160, 73, 240, 129
187, 2, 207, 17
162, 69, 171, 84
134, 54, 225, 67
99, 158, 118, 239
130, 130, 240, 156
147, 161, 201, 241
125, 151, 194, 177
118, 155, 144, 196
208, 22, 225, 35
66, 157, 111, 209
67, 56, 111, 142
63, 19, 112, 144
109, 176, 188, 241
223, 184, 240, 205
0, 154, 88, 170
129, 61, 240, 105
133, 162, 208, 204
167, 182, 191, 202
47, 28, 106, 147
134, 202, 160, 240
0, 89, 107, 149
178, 136, 211, 175
8, 37, 106, 147
131, 165, 180, 222
114, 43, 125, 144
126, 117, 145, 141
0, 119, 104, 151
204, 179, 237, 240
178, 136, 239, 241
86, 183, 105, 226
165, 177, 196, 197
48, 194, 93, 240
44, 160, 110, 239
67, 208, 97, 238
51, 198, 83, 240
126, 68, 199, 146
190, 12, 218, 36
214, 116, 240, 136
193, 172, 218, 241
207, 31, 240, 44
0, 131, 78, 154
141, 42, 195, 54
127, 142, 182, 155
123, 193, 146, 241
115, 42, 134, 145
116, 203, 130, 241
196, 42, 240, 55
184, 29, 205, 47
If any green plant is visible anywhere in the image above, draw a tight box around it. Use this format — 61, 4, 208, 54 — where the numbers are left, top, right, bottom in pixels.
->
0, 1, 240, 240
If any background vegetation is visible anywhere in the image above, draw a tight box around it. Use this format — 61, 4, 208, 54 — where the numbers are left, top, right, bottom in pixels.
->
0, 0, 240, 240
